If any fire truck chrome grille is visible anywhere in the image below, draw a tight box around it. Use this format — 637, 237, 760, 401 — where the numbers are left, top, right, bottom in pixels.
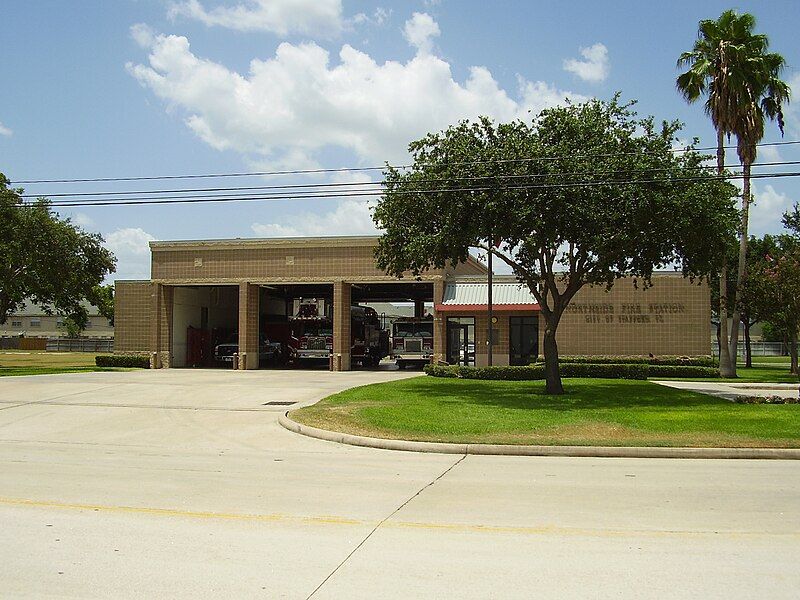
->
404, 339, 423, 353
307, 337, 328, 350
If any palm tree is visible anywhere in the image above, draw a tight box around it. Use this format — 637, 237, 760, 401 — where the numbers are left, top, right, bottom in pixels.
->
677, 9, 789, 377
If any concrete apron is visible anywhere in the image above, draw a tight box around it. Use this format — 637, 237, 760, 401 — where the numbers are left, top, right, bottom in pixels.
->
279, 412, 800, 460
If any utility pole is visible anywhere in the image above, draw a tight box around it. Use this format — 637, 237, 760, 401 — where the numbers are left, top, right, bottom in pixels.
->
487, 239, 493, 366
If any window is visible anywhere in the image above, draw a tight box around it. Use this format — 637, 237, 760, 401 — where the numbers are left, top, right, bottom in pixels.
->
30, 318, 41, 328
85, 320, 93, 329
56, 318, 65, 327
11, 320, 22, 328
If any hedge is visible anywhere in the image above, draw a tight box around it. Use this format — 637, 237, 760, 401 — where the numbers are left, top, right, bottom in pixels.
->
534, 355, 717, 367
424, 363, 718, 380
646, 365, 720, 378
424, 363, 647, 380
95, 354, 150, 368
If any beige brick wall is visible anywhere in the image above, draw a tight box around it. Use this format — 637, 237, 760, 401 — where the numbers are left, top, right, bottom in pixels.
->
550, 275, 710, 356
150, 237, 485, 284
114, 281, 151, 353
333, 281, 352, 370
238, 283, 259, 370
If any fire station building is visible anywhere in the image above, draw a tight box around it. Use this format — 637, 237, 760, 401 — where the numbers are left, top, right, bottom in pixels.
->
114, 235, 711, 370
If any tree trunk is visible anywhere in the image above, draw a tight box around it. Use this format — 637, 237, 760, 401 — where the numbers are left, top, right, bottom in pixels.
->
542, 318, 564, 395
716, 129, 734, 378
790, 329, 799, 376
718, 262, 735, 377
729, 160, 752, 377
743, 317, 753, 368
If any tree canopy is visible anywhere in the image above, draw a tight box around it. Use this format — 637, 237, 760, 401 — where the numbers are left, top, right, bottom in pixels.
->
0, 174, 116, 328
374, 97, 739, 393
739, 233, 800, 374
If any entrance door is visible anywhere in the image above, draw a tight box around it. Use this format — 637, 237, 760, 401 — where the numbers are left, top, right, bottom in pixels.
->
510, 316, 538, 365
446, 317, 475, 366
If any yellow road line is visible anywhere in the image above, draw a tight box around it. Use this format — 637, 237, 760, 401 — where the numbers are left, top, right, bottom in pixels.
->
0, 496, 360, 527
0, 496, 797, 539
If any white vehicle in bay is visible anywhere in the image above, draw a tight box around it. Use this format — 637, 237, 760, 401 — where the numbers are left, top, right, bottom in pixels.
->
391, 317, 434, 369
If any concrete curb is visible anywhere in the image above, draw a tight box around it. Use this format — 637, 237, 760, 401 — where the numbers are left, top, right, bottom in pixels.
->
278, 412, 800, 460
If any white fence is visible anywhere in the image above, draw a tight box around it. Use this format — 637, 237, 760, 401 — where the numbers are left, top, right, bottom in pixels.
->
711, 341, 786, 357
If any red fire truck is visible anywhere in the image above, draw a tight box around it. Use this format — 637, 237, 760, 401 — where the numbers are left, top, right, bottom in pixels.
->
288, 300, 389, 367
391, 316, 434, 369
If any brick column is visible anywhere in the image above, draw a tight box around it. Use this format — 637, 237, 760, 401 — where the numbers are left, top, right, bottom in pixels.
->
238, 283, 259, 370
150, 283, 173, 368
432, 278, 446, 363
333, 281, 351, 371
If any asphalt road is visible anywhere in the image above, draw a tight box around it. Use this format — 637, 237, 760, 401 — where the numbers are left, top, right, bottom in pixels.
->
0, 369, 798, 599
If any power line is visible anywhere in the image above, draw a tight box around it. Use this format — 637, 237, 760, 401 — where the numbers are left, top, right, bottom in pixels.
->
11, 139, 800, 185
19, 159, 800, 200
16, 169, 800, 209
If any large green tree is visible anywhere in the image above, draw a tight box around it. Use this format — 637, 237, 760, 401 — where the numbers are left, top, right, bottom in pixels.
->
677, 9, 790, 377
373, 98, 738, 394
0, 174, 116, 328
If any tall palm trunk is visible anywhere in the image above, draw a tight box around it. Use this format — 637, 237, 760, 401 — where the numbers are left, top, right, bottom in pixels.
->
728, 159, 752, 375
743, 317, 753, 368
717, 130, 735, 377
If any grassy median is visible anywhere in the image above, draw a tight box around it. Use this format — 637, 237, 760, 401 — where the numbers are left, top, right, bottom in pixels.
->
291, 377, 800, 448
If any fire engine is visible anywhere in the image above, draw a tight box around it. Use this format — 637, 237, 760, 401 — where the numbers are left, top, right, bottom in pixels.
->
288, 299, 389, 367
391, 316, 434, 369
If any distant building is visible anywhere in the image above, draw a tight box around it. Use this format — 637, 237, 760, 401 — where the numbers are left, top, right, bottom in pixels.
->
0, 301, 114, 339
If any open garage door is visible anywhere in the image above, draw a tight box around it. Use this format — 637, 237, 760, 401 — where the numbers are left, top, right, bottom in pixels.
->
171, 286, 239, 368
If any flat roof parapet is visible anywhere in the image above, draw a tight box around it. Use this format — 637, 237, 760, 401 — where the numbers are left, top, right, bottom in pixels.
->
149, 235, 381, 251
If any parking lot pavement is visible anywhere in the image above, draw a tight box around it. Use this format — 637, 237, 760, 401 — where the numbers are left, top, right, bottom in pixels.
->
1, 370, 799, 599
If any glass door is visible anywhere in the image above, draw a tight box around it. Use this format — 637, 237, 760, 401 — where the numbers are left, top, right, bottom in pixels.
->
447, 317, 475, 366
510, 316, 538, 365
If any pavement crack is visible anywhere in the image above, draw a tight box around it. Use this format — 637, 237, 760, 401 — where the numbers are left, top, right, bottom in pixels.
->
305, 453, 467, 600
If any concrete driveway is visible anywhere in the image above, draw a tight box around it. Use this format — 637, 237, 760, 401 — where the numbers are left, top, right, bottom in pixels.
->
0, 369, 798, 599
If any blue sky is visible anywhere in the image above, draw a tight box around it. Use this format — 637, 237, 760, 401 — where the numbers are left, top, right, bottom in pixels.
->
2, 0, 799, 280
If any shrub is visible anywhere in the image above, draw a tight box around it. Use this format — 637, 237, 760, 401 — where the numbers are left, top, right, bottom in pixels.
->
459, 365, 546, 380
423, 364, 460, 378
646, 365, 720, 378
560, 363, 648, 380
534, 355, 717, 367
559, 356, 719, 367
424, 363, 646, 380
95, 354, 150, 368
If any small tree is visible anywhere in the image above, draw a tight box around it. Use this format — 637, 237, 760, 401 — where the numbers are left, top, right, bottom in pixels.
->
740, 234, 800, 374
0, 174, 116, 327
374, 98, 739, 393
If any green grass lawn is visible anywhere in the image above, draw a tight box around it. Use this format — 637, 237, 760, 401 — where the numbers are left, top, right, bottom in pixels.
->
291, 376, 800, 448
0, 351, 127, 377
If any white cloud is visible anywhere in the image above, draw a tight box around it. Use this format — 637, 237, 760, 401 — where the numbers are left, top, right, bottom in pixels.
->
750, 183, 796, 236
127, 17, 586, 166
403, 12, 440, 54
167, 0, 344, 36
73, 213, 96, 229
563, 43, 609, 83
0, 121, 12, 137
104, 227, 156, 281
352, 7, 391, 27
251, 199, 378, 237
784, 72, 800, 138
